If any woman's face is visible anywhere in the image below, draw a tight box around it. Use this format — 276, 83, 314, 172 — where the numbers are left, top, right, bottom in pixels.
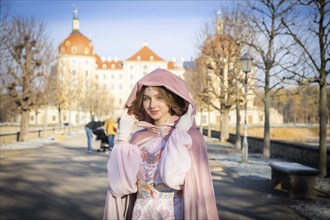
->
142, 87, 171, 126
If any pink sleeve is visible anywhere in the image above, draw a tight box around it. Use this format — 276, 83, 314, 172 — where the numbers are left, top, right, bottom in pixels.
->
159, 128, 192, 190
107, 142, 141, 197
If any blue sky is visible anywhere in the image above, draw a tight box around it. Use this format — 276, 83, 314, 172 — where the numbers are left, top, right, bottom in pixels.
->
4, 0, 238, 61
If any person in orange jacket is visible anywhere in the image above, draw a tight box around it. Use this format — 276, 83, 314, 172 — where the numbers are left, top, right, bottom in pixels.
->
103, 118, 117, 150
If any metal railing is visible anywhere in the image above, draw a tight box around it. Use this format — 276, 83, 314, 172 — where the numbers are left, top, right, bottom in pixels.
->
0, 126, 84, 145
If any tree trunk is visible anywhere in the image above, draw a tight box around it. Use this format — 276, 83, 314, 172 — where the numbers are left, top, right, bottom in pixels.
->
263, 91, 271, 160
319, 74, 327, 177
58, 107, 62, 127
235, 79, 241, 149
220, 109, 229, 142
43, 105, 48, 138
199, 107, 203, 133
19, 110, 30, 142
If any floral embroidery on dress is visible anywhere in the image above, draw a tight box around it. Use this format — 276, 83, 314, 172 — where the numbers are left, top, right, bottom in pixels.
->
133, 146, 183, 219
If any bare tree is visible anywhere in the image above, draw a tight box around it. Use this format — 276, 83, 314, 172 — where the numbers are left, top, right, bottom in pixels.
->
184, 61, 213, 136
1, 16, 56, 141
245, 0, 296, 159
281, 0, 329, 177
221, 7, 252, 148
194, 8, 251, 143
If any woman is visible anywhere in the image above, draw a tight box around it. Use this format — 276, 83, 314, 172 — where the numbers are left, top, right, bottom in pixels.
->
103, 68, 218, 220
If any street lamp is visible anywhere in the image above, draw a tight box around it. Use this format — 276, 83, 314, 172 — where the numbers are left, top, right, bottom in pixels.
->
239, 53, 253, 163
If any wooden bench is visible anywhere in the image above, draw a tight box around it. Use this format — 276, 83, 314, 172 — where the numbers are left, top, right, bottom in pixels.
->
269, 161, 319, 199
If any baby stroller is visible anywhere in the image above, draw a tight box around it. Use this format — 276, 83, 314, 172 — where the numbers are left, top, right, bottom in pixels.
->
92, 126, 110, 152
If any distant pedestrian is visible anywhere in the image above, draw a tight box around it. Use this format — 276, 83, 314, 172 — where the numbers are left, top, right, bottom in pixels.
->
103, 118, 117, 150
84, 118, 102, 153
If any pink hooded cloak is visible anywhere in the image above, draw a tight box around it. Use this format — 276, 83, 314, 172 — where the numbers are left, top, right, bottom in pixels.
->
103, 68, 219, 220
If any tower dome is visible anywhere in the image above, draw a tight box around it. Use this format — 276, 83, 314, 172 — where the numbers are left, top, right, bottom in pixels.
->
58, 6, 95, 57
59, 32, 94, 56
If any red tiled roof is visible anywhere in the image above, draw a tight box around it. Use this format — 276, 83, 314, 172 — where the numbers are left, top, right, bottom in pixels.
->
95, 54, 123, 70
127, 45, 164, 61
59, 32, 94, 57
167, 61, 176, 69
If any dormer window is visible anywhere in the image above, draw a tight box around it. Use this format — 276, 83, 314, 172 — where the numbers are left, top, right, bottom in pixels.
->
150, 56, 154, 61
111, 64, 115, 69
137, 56, 141, 61
84, 48, 89, 55
102, 64, 107, 69
66, 41, 71, 46
60, 47, 65, 53
72, 47, 77, 54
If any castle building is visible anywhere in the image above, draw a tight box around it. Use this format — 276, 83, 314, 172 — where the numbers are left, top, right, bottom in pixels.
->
27, 8, 282, 127
30, 8, 184, 125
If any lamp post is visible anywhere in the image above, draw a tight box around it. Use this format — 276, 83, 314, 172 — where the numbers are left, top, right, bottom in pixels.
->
239, 53, 253, 163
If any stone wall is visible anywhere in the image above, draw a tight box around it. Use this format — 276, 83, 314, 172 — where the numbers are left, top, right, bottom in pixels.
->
202, 129, 329, 173
227, 133, 330, 172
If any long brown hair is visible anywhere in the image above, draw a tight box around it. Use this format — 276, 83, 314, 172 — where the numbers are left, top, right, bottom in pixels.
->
128, 86, 186, 121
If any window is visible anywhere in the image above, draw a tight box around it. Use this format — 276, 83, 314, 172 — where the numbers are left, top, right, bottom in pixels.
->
111, 64, 115, 69
72, 70, 76, 75
30, 115, 34, 121
248, 115, 253, 124
137, 56, 141, 61
85, 71, 88, 76
102, 64, 107, 69
95, 74, 99, 80
202, 115, 207, 124
60, 47, 65, 53
119, 98, 122, 105
216, 115, 221, 123
72, 47, 77, 54
150, 56, 154, 61
84, 48, 89, 54
52, 115, 56, 121
143, 65, 148, 75
66, 41, 70, 46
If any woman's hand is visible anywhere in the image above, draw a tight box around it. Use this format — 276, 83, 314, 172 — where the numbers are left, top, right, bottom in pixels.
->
176, 104, 194, 132
117, 109, 137, 142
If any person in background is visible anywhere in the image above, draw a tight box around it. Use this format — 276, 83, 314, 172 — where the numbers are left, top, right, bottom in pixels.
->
103, 118, 117, 150
103, 68, 218, 220
84, 118, 102, 153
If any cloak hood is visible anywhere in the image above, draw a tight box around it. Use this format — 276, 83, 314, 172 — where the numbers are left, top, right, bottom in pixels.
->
125, 68, 196, 115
